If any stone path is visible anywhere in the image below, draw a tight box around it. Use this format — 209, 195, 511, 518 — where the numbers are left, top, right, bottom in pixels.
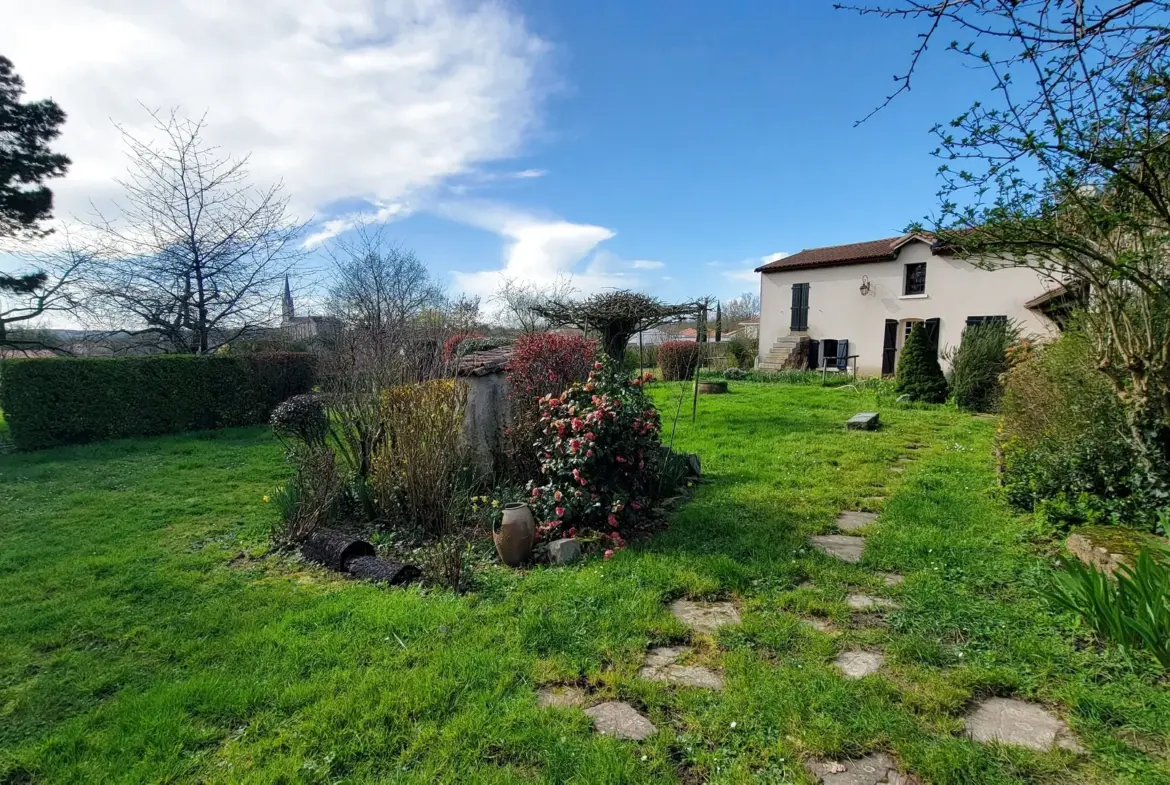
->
537, 685, 587, 709
584, 701, 657, 740
836, 510, 878, 532
846, 593, 898, 612
639, 646, 724, 690
670, 599, 740, 633
810, 535, 866, 563
964, 697, 1083, 753
879, 572, 904, 586
835, 650, 885, 678
805, 753, 920, 784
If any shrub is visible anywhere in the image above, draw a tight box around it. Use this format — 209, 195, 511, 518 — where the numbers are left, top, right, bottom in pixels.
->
624, 344, 658, 370
1046, 547, 1170, 670
0, 352, 314, 450
442, 332, 484, 361
659, 341, 701, 381
948, 320, 1018, 412
371, 378, 469, 536
270, 394, 329, 448
527, 355, 663, 552
727, 338, 757, 370
999, 332, 1151, 528
454, 336, 510, 356
724, 367, 746, 380
270, 446, 345, 547
895, 323, 948, 403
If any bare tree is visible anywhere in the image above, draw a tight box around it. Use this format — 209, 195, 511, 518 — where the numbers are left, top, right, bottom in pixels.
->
491, 275, 577, 332
325, 222, 445, 331
722, 291, 759, 324
83, 109, 304, 354
0, 241, 90, 353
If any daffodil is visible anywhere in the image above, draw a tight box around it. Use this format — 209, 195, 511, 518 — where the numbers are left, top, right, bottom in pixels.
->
262, 495, 270, 503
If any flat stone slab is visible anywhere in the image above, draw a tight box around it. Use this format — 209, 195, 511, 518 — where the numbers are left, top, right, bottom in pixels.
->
965, 697, 1082, 753
879, 572, 904, 586
846, 412, 880, 431
670, 599, 740, 633
836, 511, 878, 532
537, 685, 588, 709
584, 701, 657, 740
805, 753, 919, 784
637, 645, 723, 689
846, 593, 898, 612
835, 650, 885, 678
889, 466, 905, 474
804, 617, 835, 633
810, 535, 866, 563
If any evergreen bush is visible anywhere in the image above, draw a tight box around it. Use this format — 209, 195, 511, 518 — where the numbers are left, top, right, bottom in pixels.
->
895, 323, 948, 403
949, 320, 1017, 412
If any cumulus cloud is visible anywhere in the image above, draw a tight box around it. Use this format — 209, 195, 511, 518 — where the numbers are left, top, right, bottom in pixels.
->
1, 0, 548, 239
442, 202, 653, 310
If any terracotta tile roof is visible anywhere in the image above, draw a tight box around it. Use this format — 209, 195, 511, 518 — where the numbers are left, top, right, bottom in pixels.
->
755, 234, 934, 273
456, 345, 513, 377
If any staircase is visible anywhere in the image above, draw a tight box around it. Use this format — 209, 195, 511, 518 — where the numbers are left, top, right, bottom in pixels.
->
758, 334, 809, 371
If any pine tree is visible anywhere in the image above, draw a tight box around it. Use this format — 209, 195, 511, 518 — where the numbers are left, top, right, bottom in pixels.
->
0, 56, 70, 239
896, 322, 948, 403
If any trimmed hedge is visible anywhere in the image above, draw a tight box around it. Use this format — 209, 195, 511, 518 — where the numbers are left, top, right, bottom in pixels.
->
659, 341, 701, 381
0, 352, 314, 450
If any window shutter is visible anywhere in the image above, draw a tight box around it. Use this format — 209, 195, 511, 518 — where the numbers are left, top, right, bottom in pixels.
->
881, 320, 897, 375
790, 283, 810, 331
836, 339, 849, 371
925, 317, 941, 356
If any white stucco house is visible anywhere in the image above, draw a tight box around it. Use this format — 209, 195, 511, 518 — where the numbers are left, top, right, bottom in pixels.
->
753, 233, 1078, 375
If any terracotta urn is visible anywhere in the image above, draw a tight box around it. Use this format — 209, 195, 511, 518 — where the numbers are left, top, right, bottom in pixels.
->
493, 502, 535, 567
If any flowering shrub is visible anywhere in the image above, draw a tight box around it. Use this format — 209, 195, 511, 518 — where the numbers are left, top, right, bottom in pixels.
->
659, 340, 701, 381
442, 332, 484, 361
527, 355, 662, 552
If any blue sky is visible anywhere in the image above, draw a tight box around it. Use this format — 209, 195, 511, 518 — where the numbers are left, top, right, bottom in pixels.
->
4, 0, 991, 313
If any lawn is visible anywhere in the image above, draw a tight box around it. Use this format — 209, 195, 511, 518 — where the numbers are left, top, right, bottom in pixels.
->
1, 383, 1167, 783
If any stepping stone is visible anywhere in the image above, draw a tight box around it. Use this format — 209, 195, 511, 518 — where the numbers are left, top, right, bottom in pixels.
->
889, 466, 905, 474
804, 617, 835, 633
638, 645, 724, 689
964, 697, 1083, 753
846, 412, 880, 431
805, 752, 919, 784
670, 599, 740, 633
835, 650, 885, 678
846, 593, 898, 611
836, 511, 878, 532
879, 572, 904, 586
810, 535, 865, 563
537, 685, 587, 709
584, 701, 657, 740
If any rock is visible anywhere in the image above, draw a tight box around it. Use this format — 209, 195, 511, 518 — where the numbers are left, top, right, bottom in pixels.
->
846, 594, 898, 612
670, 599, 740, 633
846, 412, 880, 431
879, 572, 904, 586
810, 535, 866, 563
537, 685, 588, 709
836, 511, 878, 532
835, 650, 885, 678
584, 701, 657, 740
965, 697, 1082, 753
805, 617, 835, 633
805, 753, 919, 784
639, 647, 723, 690
547, 538, 582, 565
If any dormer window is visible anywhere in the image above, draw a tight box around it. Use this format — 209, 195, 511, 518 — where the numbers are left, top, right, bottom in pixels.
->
903, 262, 927, 296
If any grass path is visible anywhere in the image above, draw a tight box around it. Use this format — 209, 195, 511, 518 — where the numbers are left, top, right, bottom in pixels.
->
1, 384, 1167, 783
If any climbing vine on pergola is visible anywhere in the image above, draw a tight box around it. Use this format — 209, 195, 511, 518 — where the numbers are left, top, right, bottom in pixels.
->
533, 290, 699, 360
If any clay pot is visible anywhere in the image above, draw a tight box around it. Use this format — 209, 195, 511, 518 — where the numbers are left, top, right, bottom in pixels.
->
493, 502, 535, 567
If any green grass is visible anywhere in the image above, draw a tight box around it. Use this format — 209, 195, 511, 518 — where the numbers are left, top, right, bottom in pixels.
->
1, 383, 1167, 783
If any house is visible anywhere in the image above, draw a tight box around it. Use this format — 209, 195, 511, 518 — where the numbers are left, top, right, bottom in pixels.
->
281, 277, 341, 341
753, 233, 1064, 375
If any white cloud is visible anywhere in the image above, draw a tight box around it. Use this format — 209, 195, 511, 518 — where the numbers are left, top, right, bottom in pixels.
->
760, 251, 790, 264
724, 268, 762, 283
631, 259, 665, 270
2, 0, 548, 239
442, 201, 652, 309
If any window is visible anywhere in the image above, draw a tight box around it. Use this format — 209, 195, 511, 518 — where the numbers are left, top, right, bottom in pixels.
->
903, 262, 927, 296
965, 315, 1008, 328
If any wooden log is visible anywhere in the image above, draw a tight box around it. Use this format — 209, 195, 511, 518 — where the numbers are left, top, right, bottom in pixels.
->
302, 528, 375, 572
345, 556, 421, 585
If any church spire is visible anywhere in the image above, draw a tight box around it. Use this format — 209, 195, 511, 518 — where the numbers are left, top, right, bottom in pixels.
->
282, 275, 294, 323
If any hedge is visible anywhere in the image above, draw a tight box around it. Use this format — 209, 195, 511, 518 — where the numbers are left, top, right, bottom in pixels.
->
0, 352, 315, 450
659, 341, 701, 381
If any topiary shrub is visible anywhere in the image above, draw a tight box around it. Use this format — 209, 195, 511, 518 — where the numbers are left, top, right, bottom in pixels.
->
270, 393, 329, 448
895, 323, 948, 403
948, 320, 1017, 412
659, 340, 701, 381
723, 367, 746, 380
527, 355, 662, 555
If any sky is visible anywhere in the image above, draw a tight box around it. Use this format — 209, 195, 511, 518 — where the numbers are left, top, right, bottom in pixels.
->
1, 0, 991, 316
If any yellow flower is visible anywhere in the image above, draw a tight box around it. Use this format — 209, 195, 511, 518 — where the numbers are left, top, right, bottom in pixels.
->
262, 495, 270, 503
491, 500, 500, 509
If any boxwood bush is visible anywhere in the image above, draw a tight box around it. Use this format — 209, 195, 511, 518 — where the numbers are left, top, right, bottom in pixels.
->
0, 352, 314, 450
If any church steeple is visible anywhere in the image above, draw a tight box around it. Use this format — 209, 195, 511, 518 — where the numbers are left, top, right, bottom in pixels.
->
282, 275, 294, 323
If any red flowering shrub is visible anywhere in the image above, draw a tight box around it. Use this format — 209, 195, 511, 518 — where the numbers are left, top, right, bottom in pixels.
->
659, 340, 701, 381
442, 332, 484, 361
508, 332, 596, 403
527, 354, 662, 552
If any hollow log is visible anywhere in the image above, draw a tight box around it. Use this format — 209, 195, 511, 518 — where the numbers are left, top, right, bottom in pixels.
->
302, 529, 375, 572
345, 556, 421, 586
